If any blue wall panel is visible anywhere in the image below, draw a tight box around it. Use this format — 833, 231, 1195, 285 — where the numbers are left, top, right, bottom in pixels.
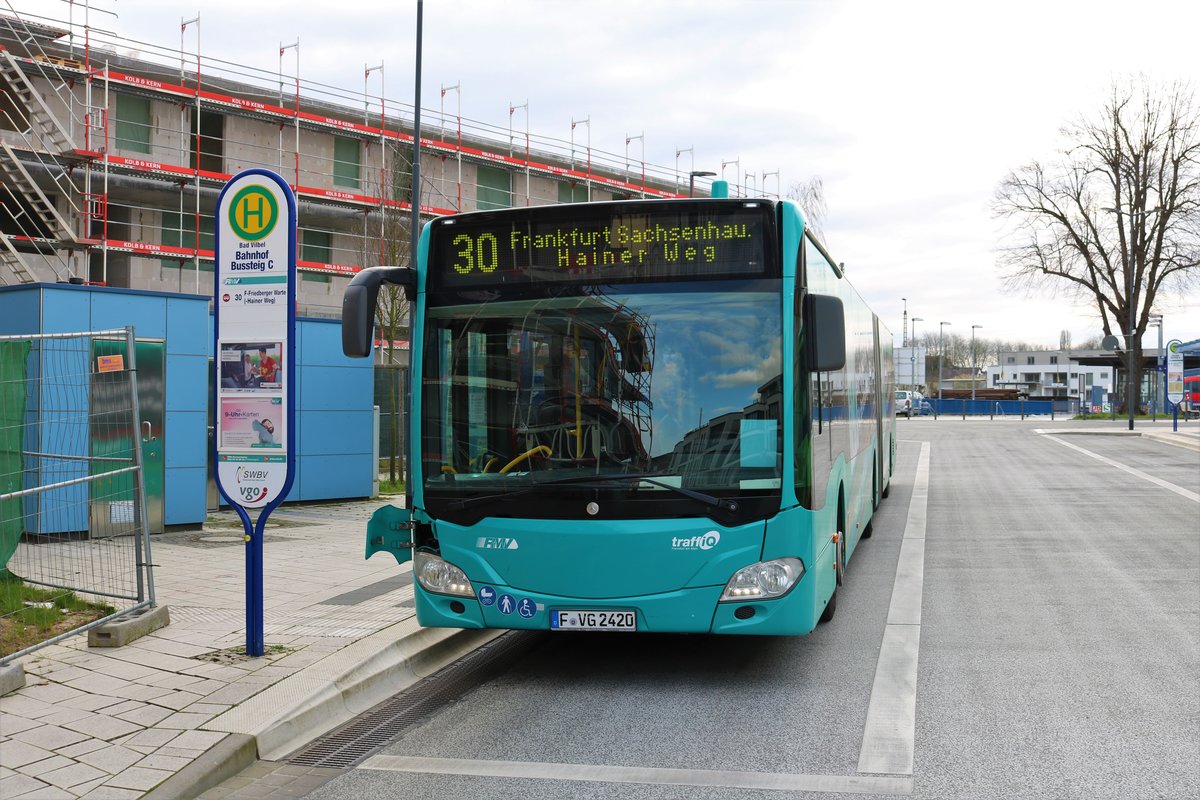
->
166, 354, 208, 412
299, 454, 372, 501
5, 286, 375, 524
281, 458, 303, 504
39, 290, 90, 335
165, 411, 206, 468
0, 287, 42, 334
164, 467, 207, 525
166, 296, 210, 355
290, 318, 374, 500
296, 366, 370, 411
89, 292, 166, 340
298, 318, 358, 365
298, 410, 373, 456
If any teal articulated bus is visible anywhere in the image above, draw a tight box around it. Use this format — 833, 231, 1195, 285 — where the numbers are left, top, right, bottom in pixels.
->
342, 198, 895, 635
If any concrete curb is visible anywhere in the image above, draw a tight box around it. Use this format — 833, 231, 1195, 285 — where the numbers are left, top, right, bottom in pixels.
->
88, 604, 171, 647
164, 621, 499, 797
143, 733, 257, 800
1141, 430, 1200, 452
0, 660, 26, 696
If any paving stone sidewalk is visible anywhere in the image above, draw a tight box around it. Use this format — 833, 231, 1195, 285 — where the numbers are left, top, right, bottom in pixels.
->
1, 497, 411, 799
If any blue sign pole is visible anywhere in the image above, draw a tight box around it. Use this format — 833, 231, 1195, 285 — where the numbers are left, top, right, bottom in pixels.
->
213, 169, 297, 657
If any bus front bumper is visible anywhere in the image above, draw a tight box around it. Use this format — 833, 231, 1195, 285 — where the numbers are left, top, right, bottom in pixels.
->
414, 578, 819, 636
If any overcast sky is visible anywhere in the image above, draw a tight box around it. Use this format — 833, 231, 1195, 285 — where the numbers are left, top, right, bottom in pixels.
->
19, 0, 1200, 347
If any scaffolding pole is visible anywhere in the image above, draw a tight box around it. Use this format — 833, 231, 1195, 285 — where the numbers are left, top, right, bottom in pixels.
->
366, 62, 385, 265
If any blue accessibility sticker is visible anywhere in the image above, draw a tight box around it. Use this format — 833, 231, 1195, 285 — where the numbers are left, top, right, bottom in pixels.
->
517, 597, 537, 619
478, 586, 497, 606
497, 593, 516, 615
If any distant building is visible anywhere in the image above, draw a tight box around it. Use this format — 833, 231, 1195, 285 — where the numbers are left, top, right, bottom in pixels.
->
986, 350, 1114, 402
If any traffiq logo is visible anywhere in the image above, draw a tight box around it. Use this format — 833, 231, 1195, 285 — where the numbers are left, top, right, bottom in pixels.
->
671, 531, 721, 551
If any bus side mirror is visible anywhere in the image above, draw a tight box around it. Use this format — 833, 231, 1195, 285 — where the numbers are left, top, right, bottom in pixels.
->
342, 266, 417, 357
804, 293, 846, 372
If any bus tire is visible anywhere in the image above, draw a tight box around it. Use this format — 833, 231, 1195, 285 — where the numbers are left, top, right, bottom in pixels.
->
819, 586, 837, 623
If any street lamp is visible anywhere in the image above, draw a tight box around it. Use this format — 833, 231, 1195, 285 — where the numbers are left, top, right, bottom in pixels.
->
1148, 313, 1164, 419
689, 170, 716, 198
911, 317, 923, 394
971, 324, 982, 403
902, 297, 908, 347
938, 321, 952, 415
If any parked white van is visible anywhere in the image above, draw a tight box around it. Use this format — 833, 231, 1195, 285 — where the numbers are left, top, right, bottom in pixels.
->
895, 390, 923, 415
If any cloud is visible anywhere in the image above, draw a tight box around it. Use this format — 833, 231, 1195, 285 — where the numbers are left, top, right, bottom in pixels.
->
30, 0, 1199, 346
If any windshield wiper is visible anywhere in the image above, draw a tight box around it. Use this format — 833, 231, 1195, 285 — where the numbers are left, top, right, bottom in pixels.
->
447, 472, 738, 513
447, 472, 655, 511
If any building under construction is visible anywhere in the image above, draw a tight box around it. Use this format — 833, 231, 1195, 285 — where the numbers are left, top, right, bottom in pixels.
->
0, 4, 785, 519
0, 7, 771, 312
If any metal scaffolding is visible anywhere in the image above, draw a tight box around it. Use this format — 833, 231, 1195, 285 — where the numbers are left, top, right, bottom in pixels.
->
0, 2, 778, 314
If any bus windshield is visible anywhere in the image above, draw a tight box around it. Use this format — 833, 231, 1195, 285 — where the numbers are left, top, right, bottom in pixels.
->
421, 282, 782, 507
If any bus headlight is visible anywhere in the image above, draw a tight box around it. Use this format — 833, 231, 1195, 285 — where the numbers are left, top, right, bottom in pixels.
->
414, 551, 475, 598
719, 558, 805, 602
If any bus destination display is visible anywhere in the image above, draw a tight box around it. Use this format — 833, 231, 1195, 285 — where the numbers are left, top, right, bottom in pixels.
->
429, 202, 774, 289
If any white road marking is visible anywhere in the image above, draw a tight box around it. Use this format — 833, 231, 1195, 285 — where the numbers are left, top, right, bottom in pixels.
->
1042, 435, 1199, 503
858, 440, 930, 776
357, 443, 936, 793
360, 754, 914, 795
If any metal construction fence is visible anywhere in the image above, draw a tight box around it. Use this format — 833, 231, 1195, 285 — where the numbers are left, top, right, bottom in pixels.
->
1, 327, 156, 663
374, 363, 409, 482
929, 399, 1059, 418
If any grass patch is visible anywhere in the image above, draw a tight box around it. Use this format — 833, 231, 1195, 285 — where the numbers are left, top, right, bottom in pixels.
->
194, 643, 296, 665
1, 574, 115, 657
379, 478, 405, 495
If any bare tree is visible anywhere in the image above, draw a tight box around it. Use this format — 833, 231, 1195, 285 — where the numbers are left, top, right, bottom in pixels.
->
944, 332, 969, 369
1059, 329, 1072, 351
359, 141, 414, 484
994, 78, 1200, 412
787, 176, 828, 241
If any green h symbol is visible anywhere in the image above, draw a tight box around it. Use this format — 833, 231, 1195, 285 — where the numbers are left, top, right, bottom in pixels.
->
229, 184, 278, 241
242, 194, 265, 230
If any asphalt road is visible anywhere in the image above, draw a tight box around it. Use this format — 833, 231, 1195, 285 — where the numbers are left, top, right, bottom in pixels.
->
271, 422, 1199, 799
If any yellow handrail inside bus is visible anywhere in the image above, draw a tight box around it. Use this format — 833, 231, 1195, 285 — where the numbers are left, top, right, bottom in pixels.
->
500, 445, 552, 474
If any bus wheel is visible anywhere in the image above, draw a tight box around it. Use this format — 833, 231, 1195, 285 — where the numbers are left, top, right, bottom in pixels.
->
819, 585, 837, 623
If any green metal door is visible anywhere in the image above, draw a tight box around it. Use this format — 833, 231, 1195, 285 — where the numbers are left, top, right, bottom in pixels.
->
90, 339, 165, 534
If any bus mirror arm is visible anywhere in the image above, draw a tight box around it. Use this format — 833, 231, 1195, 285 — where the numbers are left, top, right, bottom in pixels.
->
341, 266, 417, 358
804, 293, 846, 372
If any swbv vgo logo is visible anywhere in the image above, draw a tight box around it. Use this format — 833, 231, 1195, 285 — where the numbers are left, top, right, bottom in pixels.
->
236, 466, 270, 484
238, 485, 269, 503
671, 531, 721, 551
234, 466, 271, 503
